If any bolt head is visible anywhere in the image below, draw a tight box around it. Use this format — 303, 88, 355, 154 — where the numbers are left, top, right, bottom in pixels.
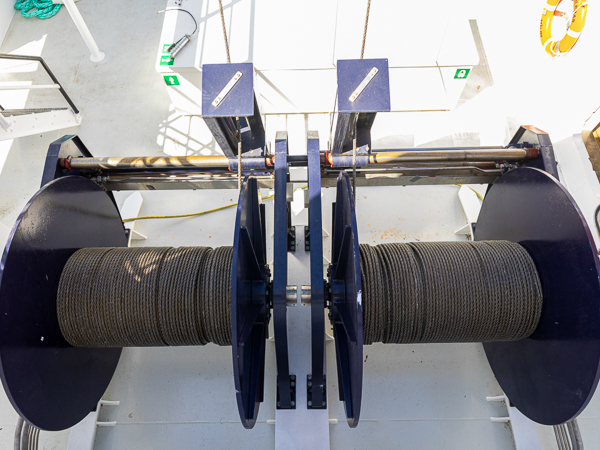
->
308, 401, 312, 407
308, 381, 312, 387
290, 401, 295, 407
322, 401, 326, 406
290, 382, 295, 387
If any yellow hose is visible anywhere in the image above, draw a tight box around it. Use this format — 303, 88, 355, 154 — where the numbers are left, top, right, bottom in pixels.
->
123, 185, 307, 222
456, 184, 484, 201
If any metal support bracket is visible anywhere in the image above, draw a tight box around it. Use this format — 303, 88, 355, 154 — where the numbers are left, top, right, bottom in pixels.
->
43, 134, 93, 186
509, 125, 559, 180
277, 375, 297, 410
42, 135, 123, 214
307, 131, 326, 409
67, 400, 119, 450
304, 226, 310, 251
202, 63, 266, 158
273, 131, 294, 410
331, 59, 390, 155
307, 374, 327, 409
288, 225, 296, 252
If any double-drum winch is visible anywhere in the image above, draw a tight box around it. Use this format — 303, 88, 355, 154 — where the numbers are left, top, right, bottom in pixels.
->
1, 59, 600, 434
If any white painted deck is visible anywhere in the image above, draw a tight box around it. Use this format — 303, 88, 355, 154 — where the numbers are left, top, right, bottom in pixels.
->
1, 1, 600, 448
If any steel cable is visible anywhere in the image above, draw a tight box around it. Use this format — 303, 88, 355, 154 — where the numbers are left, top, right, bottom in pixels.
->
360, 241, 543, 345
218, 0, 231, 63
57, 246, 233, 347
360, 0, 371, 59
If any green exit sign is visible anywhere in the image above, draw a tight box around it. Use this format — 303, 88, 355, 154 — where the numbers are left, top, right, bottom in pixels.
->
454, 68, 471, 79
160, 55, 173, 66
164, 75, 180, 86
160, 44, 174, 65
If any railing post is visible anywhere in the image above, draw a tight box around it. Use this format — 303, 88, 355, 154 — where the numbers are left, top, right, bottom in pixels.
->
60, 0, 105, 62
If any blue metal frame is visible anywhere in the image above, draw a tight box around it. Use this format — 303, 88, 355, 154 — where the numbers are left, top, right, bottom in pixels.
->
42, 135, 92, 185
231, 175, 270, 428
202, 63, 266, 158
328, 171, 363, 427
307, 131, 327, 409
332, 59, 390, 156
508, 125, 558, 179
273, 132, 294, 409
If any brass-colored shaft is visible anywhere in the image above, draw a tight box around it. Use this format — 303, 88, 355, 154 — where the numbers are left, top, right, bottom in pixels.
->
369, 148, 538, 164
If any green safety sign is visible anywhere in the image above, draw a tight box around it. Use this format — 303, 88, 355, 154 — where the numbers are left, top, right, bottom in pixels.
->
164, 75, 180, 86
160, 44, 174, 65
160, 55, 174, 66
454, 68, 471, 79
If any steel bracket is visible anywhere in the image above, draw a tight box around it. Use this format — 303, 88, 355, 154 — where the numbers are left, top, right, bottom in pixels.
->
331, 59, 390, 155
509, 125, 558, 179
307, 131, 327, 409
307, 374, 327, 409
202, 63, 266, 158
272, 131, 294, 410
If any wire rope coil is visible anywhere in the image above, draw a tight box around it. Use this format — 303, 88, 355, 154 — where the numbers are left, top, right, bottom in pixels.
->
57, 246, 233, 348
541, 0, 588, 57
359, 241, 543, 345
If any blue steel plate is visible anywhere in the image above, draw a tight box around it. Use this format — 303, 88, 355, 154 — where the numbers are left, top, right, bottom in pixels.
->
231, 176, 269, 428
476, 167, 600, 425
0, 176, 126, 431
202, 63, 254, 117
336, 59, 390, 113
330, 172, 363, 427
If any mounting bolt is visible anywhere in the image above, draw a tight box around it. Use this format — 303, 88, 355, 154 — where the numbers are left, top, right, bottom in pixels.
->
290, 401, 295, 407
290, 381, 295, 387
277, 401, 280, 407
322, 401, 326, 406
308, 381, 312, 387
308, 375, 312, 380
308, 401, 312, 407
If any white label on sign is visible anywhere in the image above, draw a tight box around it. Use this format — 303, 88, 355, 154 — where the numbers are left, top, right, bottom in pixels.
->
212, 71, 243, 108
349, 67, 378, 102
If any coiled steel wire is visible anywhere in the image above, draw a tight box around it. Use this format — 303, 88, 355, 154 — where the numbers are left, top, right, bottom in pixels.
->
359, 241, 543, 345
57, 246, 232, 347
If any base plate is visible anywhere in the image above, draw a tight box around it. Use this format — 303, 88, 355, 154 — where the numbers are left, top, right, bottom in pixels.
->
476, 167, 600, 425
0, 176, 126, 430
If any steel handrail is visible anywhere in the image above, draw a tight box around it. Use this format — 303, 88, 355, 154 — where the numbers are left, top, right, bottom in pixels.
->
0, 54, 79, 114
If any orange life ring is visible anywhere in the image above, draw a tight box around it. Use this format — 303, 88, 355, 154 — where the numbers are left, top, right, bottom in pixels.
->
540, 0, 588, 56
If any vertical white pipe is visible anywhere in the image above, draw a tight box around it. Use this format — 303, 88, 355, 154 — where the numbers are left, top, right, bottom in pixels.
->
60, 0, 105, 62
